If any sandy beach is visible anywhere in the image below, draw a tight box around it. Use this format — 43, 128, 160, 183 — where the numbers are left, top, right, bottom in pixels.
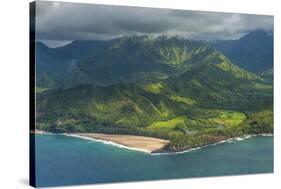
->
75, 133, 169, 153
31, 129, 50, 134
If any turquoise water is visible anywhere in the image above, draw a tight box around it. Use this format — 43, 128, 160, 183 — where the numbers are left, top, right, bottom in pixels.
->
35, 134, 273, 187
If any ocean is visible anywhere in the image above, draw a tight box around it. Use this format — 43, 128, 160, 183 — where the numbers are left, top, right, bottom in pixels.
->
34, 134, 273, 187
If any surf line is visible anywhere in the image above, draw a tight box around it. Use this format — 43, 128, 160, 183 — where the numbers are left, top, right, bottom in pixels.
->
151, 134, 273, 156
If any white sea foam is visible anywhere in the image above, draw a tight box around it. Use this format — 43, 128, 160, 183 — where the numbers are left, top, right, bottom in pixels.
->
260, 133, 273, 137
244, 135, 252, 139
151, 134, 273, 156
235, 137, 244, 141
63, 133, 151, 154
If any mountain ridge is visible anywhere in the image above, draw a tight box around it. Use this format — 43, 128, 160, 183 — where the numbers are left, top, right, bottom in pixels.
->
214, 29, 273, 73
36, 35, 263, 89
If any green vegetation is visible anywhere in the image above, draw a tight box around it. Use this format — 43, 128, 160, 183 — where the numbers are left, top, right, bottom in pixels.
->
206, 110, 246, 127
214, 30, 273, 73
147, 116, 186, 131
216, 58, 258, 80
143, 82, 165, 93
240, 110, 273, 134
36, 36, 273, 152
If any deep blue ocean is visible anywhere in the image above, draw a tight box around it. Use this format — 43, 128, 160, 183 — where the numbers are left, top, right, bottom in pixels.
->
34, 134, 273, 187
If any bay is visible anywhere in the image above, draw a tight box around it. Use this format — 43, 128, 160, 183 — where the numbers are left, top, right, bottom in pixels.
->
35, 134, 273, 187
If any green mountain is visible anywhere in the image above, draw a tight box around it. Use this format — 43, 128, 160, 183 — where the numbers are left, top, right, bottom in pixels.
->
166, 53, 271, 111
36, 36, 273, 152
36, 36, 222, 88
62, 36, 215, 87
214, 30, 273, 74
36, 31, 274, 89
35, 40, 113, 89
36, 42, 61, 88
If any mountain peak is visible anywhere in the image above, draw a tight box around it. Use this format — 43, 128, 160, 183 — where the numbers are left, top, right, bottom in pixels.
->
214, 29, 273, 73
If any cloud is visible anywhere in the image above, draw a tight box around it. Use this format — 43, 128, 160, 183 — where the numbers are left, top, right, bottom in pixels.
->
35, 1, 273, 42
40, 39, 73, 48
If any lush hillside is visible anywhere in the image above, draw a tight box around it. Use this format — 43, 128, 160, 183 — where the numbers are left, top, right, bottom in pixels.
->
36, 37, 273, 152
62, 36, 216, 87
36, 42, 67, 88
166, 53, 271, 111
35, 40, 112, 89
36, 36, 219, 88
213, 30, 273, 73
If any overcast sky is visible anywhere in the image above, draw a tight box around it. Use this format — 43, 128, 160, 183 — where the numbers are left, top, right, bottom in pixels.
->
35, 1, 274, 47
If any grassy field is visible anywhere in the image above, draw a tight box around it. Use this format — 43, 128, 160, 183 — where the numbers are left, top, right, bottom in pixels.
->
147, 116, 186, 131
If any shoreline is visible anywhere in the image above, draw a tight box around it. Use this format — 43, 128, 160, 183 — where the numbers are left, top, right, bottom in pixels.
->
151, 133, 273, 155
33, 129, 273, 155
63, 133, 154, 153
33, 130, 169, 153
31, 129, 50, 135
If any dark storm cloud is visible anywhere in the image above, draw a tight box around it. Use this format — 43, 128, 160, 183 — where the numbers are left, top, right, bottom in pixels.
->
35, 1, 273, 42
